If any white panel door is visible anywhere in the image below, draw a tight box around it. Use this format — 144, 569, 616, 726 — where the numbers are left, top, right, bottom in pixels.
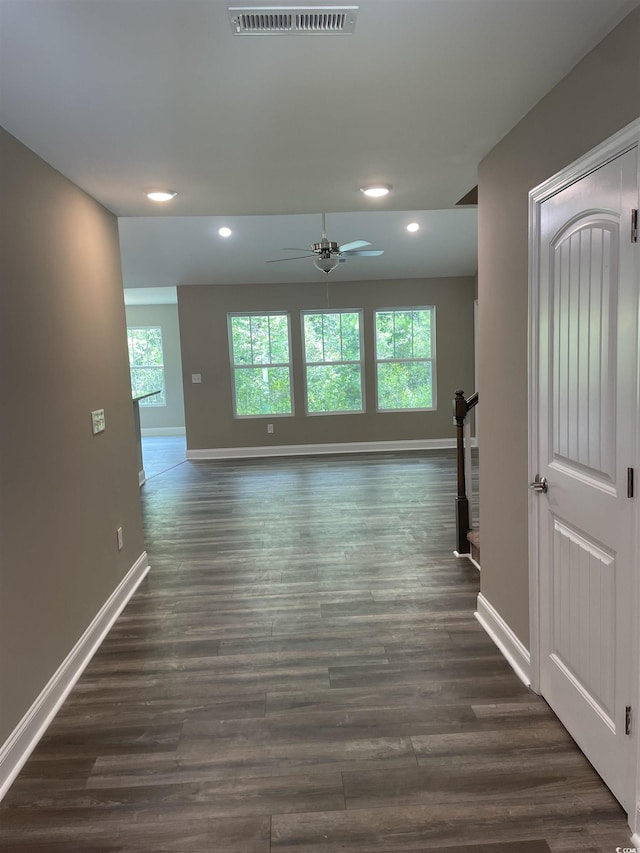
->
536, 147, 638, 810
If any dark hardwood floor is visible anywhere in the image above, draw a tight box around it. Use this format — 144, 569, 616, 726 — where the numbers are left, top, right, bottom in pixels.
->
140, 435, 187, 480
0, 445, 631, 851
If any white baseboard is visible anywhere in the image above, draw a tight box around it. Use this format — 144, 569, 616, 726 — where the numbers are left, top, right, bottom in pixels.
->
141, 427, 186, 437
632, 803, 640, 845
187, 437, 476, 461
0, 552, 150, 801
454, 550, 481, 572
475, 593, 531, 688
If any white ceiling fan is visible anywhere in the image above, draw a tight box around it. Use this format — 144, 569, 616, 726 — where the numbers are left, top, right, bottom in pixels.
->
267, 213, 384, 274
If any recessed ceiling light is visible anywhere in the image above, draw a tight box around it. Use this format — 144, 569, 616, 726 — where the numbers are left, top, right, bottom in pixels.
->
406, 222, 420, 232
360, 184, 391, 198
218, 227, 232, 237
146, 190, 177, 202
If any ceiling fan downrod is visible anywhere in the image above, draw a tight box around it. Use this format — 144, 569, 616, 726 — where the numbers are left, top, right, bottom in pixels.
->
315, 214, 339, 257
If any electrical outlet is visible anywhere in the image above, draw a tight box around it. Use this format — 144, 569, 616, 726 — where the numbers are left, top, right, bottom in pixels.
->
267, 423, 274, 434
116, 527, 124, 551
191, 373, 202, 384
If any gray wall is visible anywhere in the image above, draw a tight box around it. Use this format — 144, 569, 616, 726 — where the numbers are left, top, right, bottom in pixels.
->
125, 304, 186, 433
0, 128, 145, 743
477, 7, 640, 646
178, 277, 475, 451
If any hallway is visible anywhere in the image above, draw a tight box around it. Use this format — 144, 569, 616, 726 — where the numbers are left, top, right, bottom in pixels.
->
0, 450, 630, 851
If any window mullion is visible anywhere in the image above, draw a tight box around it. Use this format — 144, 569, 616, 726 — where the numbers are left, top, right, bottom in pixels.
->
393, 312, 396, 359
411, 311, 415, 360
322, 314, 326, 363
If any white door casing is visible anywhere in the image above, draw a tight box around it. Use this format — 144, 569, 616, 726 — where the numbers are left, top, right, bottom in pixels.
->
529, 121, 640, 825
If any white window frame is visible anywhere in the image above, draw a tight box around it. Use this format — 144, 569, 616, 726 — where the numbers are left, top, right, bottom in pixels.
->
228, 312, 294, 418
301, 309, 365, 416
374, 306, 437, 412
127, 326, 166, 407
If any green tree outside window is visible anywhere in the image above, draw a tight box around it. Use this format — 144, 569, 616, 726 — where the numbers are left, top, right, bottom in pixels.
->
375, 308, 435, 410
302, 311, 363, 414
127, 327, 166, 406
229, 314, 293, 416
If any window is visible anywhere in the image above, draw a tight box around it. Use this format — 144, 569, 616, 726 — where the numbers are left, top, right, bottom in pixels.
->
375, 307, 435, 411
302, 311, 364, 414
127, 327, 166, 406
229, 313, 293, 416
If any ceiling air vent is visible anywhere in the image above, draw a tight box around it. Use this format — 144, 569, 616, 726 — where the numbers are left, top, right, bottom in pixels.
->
228, 6, 358, 35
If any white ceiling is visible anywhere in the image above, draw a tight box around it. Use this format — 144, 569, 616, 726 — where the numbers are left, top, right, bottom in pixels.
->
1, 0, 636, 295
118, 209, 478, 287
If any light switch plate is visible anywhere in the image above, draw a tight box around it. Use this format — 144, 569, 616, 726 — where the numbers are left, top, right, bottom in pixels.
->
192, 373, 202, 384
91, 409, 106, 435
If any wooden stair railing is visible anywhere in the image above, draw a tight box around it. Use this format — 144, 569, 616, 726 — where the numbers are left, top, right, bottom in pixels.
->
453, 389, 478, 554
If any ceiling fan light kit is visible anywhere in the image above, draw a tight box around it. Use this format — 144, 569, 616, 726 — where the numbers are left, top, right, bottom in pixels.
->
313, 256, 340, 274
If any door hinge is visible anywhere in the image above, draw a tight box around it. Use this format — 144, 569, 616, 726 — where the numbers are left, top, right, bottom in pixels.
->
626, 706, 632, 736
628, 468, 634, 498
632, 209, 638, 243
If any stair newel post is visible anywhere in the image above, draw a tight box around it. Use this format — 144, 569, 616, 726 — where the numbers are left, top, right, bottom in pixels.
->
454, 389, 470, 554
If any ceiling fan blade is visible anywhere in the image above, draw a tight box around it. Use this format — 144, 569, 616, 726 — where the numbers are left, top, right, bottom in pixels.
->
339, 239, 371, 252
341, 249, 385, 257
266, 255, 314, 263
282, 247, 313, 252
